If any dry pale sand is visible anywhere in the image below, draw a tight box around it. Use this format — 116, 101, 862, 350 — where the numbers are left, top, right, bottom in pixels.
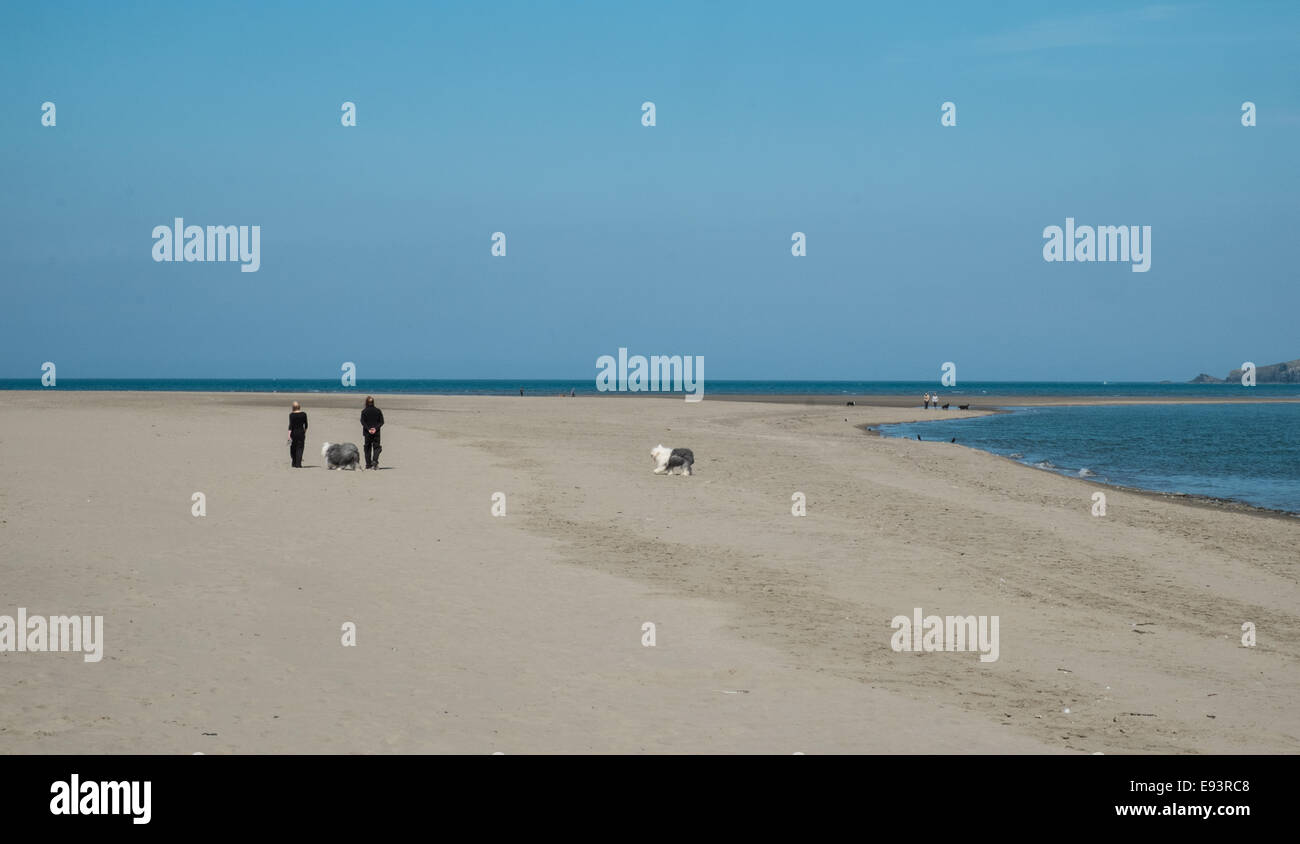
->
1, 391, 1296, 754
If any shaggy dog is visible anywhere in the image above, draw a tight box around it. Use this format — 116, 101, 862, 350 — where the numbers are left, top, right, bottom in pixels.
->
322, 442, 361, 470
651, 444, 694, 476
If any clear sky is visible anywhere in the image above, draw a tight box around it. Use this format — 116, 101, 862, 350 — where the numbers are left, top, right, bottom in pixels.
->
2, 1, 1297, 381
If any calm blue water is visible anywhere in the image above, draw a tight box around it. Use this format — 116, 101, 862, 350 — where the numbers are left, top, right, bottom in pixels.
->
4, 378, 1299, 399
880, 404, 1300, 514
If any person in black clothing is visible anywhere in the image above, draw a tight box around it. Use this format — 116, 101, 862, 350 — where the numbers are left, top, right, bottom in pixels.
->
361, 396, 384, 469
287, 401, 308, 467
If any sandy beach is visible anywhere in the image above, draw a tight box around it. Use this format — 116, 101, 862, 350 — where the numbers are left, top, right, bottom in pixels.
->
1, 391, 1296, 754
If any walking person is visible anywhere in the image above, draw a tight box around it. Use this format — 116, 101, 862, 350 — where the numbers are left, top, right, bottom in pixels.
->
287, 401, 308, 468
923, 392, 931, 410
361, 396, 384, 469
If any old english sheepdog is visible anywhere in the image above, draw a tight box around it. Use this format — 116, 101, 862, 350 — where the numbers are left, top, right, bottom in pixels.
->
651, 444, 694, 476
322, 442, 361, 470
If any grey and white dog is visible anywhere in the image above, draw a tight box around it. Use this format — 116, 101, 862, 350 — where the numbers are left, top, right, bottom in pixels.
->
651, 444, 695, 476
322, 442, 361, 470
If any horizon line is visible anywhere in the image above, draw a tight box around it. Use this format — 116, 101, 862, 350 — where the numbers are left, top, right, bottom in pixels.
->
0, 376, 1277, 385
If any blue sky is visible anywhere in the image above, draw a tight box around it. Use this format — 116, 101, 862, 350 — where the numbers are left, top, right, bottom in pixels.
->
2, 1, 1297, 380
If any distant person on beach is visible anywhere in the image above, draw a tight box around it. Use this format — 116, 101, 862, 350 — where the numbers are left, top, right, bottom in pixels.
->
361, 396, 384, 469
287, 402, 308, 468
519, 387, 524, 396
923, 392, 931, 409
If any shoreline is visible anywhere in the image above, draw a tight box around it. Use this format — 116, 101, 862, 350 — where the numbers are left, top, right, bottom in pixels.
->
692, 393, 1300, 407
864, 414, 1300, 522
882, 424, 1300, 521
10, 389, 1295, 518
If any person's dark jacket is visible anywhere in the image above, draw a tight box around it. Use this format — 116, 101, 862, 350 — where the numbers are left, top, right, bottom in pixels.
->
288, 411, 308, 439
361, 406, 384, 432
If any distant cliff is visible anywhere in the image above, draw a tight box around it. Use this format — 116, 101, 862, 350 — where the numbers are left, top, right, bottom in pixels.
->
1189, 358, 1300, 384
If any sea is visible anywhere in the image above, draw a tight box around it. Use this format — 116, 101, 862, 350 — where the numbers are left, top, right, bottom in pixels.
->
879, 402, 1300, 514
5, 379, 1298, 514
